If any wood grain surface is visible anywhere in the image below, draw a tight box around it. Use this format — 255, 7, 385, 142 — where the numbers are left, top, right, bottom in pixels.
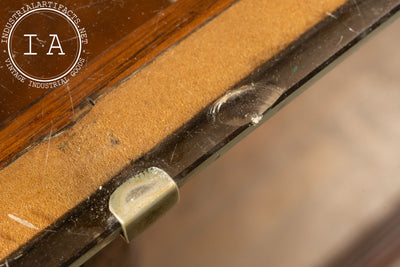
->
0, 0, 172, 123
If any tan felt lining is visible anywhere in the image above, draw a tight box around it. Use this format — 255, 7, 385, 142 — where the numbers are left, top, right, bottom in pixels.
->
0, 0, 347, 259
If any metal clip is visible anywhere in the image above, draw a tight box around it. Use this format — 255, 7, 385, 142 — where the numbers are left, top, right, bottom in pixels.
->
109, 167, 179, 242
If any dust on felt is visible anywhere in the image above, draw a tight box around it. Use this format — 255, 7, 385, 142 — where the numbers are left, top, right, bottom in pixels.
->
44, 121, 53, 170
7, 214, 39, 230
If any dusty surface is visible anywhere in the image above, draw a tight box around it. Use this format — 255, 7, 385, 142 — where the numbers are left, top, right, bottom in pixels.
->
87, 18, 400, 267
0, 0, 347, 259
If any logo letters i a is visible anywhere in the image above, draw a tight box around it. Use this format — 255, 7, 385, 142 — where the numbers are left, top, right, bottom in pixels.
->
23, 34, 66, 56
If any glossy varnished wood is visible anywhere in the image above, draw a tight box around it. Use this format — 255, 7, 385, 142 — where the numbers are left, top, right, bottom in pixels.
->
0, 0, 172, 122
0, 0, 237, 169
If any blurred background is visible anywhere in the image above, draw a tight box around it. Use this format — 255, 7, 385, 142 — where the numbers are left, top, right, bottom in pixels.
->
86, 18, 400, 267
